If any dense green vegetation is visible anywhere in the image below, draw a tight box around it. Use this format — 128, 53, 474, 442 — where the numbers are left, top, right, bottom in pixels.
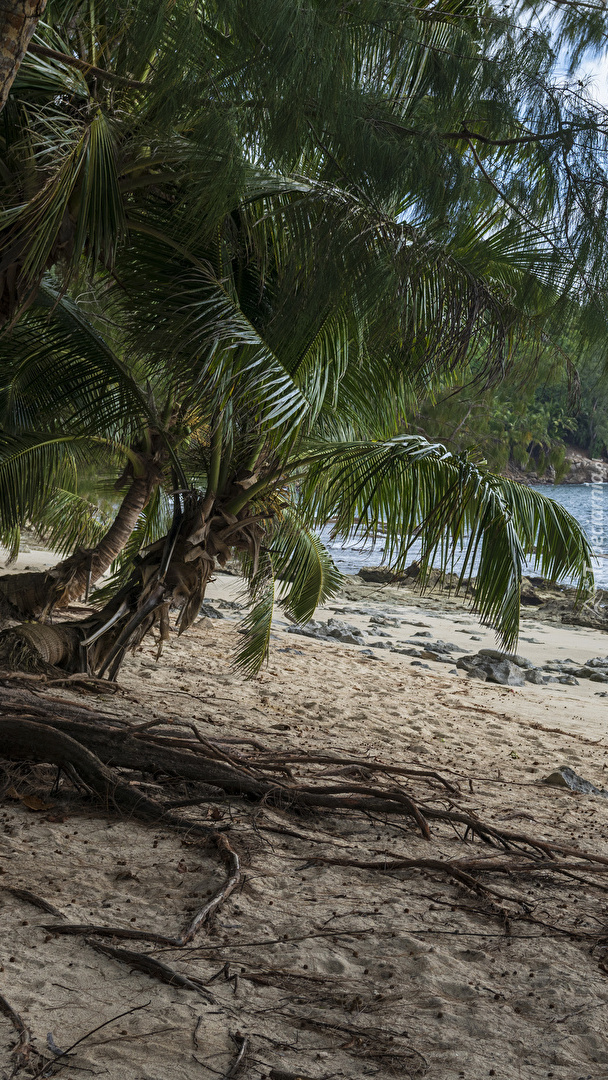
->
412, 350, 608, 477
0, 0, 607, 672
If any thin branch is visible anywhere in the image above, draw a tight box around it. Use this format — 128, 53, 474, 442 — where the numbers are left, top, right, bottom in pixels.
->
27, 43, 149, 89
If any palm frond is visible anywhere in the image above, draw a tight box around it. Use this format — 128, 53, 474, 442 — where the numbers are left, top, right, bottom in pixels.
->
269, 512, 343, 623
0, 432, 82, 540
296, 435, 593, 648
233, 555, 276, 677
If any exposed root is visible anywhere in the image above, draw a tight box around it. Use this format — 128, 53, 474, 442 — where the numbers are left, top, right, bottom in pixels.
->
221, 1033, 248, 1079
3, 678, 608, 1077
1, 885, 66, 918
87, 941, 220, 1003
0, 992, 40, 1078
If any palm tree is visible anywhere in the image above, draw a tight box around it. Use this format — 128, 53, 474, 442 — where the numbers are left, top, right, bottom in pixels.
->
0, 180, 594, 676
0, 0, 603, 675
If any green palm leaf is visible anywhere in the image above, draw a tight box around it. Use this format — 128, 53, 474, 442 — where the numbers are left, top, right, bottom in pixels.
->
296, 435, 593, 649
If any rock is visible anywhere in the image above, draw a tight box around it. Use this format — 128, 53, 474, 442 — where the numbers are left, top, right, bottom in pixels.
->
524, 668, 545, 684
589, 671, 608, 683
469, 635, 482, 641
520, 580, 544, 606
456, 653, 526, 686
584, 656, 608, 668
562, 451, 608, 485
412, 631, 433, 638
410, 661, 431, 669
403, 560, 421, 578
287, 618, 366, 646
326, 618, 366, 644
369, 615, 401, 627
558, 675, 579, 685
479, 648, 535, 669
541, 767, 608, 798
358, 567, 402, 583
287, 619, 326, 640
418, 650, 454, 663
200, 602, 224, 619
401, 638, 461, 655
429, 639, 461, 653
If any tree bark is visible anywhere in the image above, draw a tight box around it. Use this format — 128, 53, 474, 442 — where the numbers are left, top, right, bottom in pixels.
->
0, 0, 48, 112
0, 470, 157, 619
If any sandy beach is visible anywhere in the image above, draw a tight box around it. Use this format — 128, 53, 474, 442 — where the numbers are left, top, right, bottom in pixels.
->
2, 545, 608, 1079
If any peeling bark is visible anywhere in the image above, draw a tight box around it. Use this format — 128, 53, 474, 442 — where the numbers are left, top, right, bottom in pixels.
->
0, 0, 48, 112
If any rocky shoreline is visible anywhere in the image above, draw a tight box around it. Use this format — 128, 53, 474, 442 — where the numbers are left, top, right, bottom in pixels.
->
351, 566, 608, 631
506, 447, 608, 485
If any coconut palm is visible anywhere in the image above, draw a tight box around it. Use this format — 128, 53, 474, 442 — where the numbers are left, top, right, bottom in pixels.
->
0, 0, 603, 675
0, 174, 594, 676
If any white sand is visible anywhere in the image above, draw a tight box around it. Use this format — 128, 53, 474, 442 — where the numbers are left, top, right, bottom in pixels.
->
2, 552, 608, 1078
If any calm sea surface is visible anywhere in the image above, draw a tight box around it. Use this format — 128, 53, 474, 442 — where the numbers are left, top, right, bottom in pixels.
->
319, 483, 608, 588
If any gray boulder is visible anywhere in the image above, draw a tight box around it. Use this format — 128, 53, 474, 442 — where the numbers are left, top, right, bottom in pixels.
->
200, 602, 225, 619
457, 653, 526, 686
287, 618, 366, 646
524, 668, 545, 685
325, 618, 366, 644
479, 648, 535, 669
541, 767, 608, 798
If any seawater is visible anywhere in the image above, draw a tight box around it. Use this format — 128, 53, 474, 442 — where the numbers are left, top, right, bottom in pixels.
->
318, 483, 608, 589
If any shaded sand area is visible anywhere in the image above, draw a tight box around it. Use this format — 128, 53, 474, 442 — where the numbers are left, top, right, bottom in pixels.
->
2, 549, 608, 1078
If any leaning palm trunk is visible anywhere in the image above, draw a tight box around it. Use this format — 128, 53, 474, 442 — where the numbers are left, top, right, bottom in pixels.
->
0, 464, 160, 621
0, 494, 269, 676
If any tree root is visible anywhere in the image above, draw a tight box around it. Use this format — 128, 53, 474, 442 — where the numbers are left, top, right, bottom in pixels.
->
3, 689, 608, 868
87, 941, 220, 1003
4, 679, 608, 1073
221, 1033, 248, 1079
41, 833, 241, 949
0, 993, 34, 1076
1, 885, 66, 918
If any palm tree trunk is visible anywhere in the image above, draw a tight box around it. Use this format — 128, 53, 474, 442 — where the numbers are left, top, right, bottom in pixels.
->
0, 471, 156, 619
0, 0, 48, 112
